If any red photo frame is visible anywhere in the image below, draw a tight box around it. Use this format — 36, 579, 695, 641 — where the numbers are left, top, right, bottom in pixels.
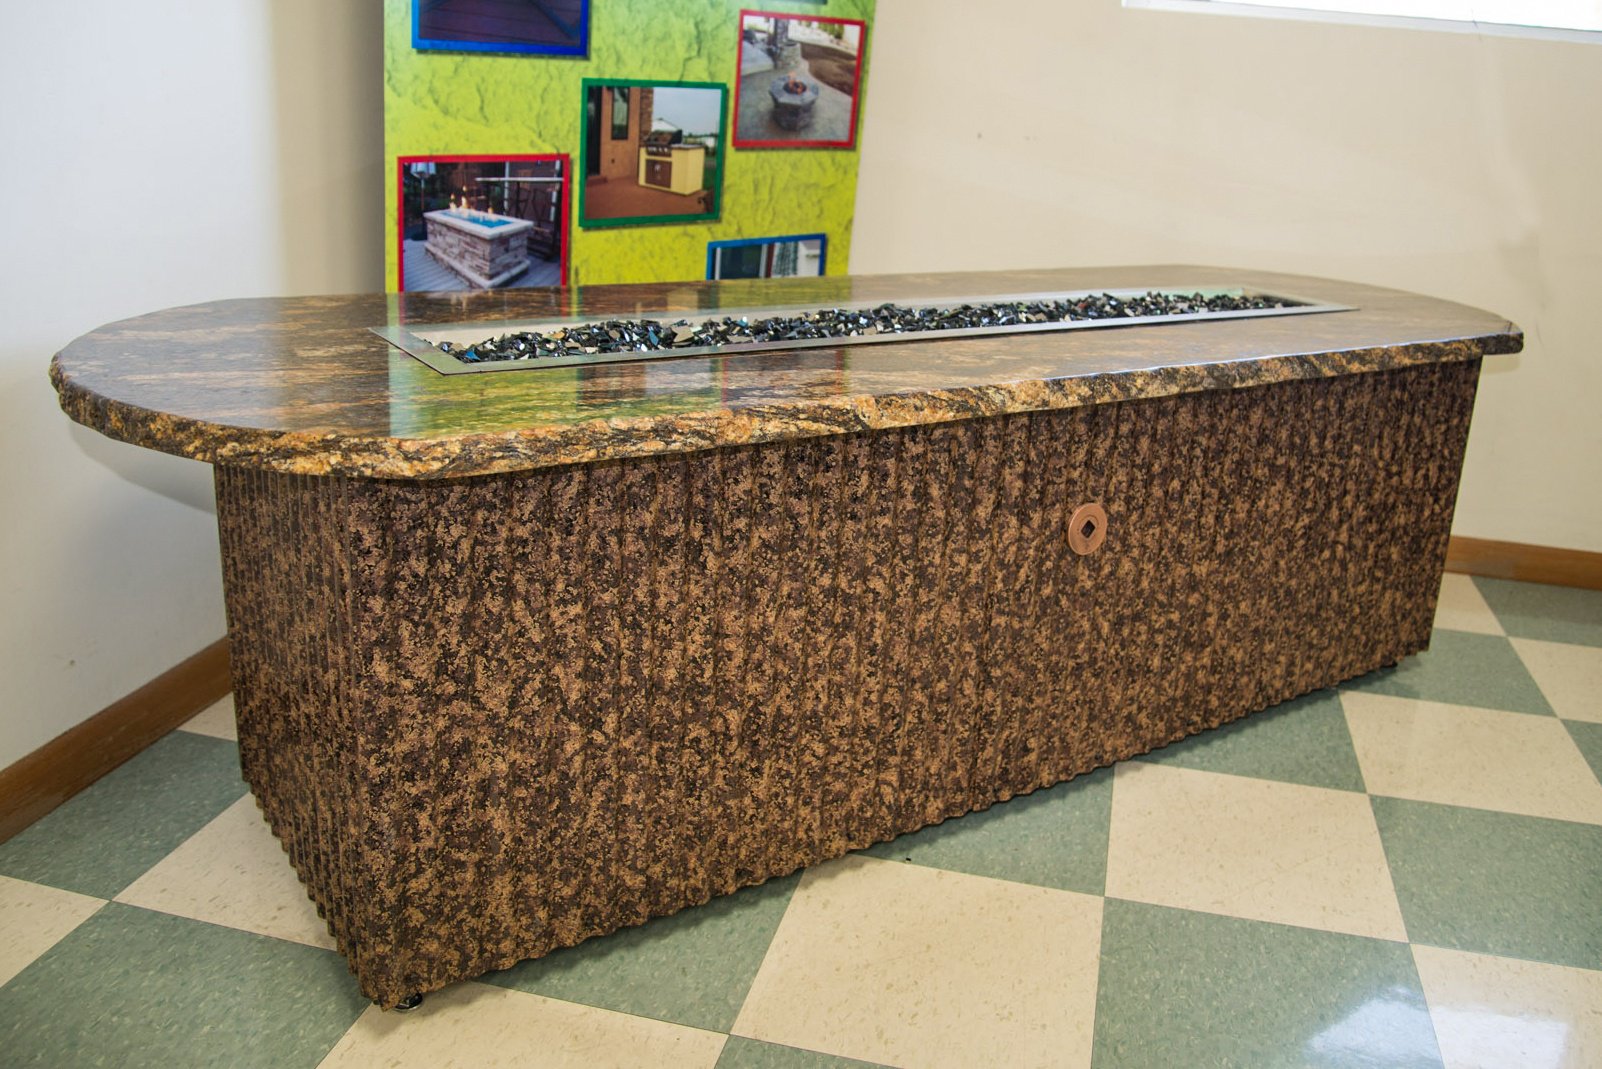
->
732, 10, 866, 150
396, 154, 571, 292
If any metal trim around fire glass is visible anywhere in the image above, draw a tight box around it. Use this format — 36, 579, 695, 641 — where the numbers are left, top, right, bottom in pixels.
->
371, 287, 1353, 376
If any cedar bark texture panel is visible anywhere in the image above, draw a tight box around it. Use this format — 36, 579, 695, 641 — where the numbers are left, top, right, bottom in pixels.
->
216, 359, 1479, 1006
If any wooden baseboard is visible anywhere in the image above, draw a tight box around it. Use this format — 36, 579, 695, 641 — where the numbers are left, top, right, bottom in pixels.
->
0, 638, 231, 845
1447, 536, 1602, 592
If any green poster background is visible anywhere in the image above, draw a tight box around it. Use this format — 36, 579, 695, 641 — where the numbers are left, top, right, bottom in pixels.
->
384, 0, 874, 290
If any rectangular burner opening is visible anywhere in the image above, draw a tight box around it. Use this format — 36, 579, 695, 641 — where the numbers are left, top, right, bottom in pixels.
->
372, 286, 1352, 375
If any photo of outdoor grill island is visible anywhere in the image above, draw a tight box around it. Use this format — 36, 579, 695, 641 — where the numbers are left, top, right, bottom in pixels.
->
581, 80, 726, 227
735, 11, 865, 148
398, 156, 568, 291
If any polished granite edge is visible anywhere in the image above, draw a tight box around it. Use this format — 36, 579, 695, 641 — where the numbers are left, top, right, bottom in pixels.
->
51, 334, 1512, 480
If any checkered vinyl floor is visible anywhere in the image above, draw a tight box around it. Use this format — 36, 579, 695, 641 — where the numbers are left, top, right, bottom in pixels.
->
1, 574, 1598, 1067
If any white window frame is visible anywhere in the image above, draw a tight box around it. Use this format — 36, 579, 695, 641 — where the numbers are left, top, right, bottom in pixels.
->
1123, 0, 1602, 44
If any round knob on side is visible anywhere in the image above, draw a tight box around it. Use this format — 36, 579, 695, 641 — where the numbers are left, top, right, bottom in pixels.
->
1067, 503, 1108, 555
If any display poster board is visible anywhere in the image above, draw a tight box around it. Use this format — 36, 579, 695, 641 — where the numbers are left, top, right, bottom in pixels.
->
384, 0, 874, 292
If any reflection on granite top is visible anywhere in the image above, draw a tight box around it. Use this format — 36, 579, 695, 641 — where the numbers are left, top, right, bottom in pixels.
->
49, 266, 1521, 479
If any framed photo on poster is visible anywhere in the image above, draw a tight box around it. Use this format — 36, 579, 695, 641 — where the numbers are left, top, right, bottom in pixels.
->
580, 79, 728, 228
706, 233, 827, 280
734, 10, 866, 149
412, 0, 589, 57
396, 155, 571, 292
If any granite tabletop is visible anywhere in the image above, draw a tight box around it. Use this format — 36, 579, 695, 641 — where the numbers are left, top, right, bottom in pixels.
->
49, 266, 1522, 480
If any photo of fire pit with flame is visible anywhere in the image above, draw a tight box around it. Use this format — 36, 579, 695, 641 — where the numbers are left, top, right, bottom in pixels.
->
735, 11, 865, 148
397, 156, 569, 292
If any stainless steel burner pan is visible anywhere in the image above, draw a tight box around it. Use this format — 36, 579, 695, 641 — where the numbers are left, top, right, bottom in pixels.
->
371, 286, 1352, 375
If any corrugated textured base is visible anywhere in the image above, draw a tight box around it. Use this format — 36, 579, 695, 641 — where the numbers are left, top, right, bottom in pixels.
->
215, 359, 1480, 1006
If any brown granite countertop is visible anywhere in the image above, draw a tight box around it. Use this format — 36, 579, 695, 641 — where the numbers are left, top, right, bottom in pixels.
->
49, 266, 1521, 480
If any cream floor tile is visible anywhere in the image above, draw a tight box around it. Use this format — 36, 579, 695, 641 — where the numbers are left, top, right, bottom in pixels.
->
114, 795, 334, 949
1512, 638, 1602, 724
1343, 693, 1602, 825
733, 854, 1103, 1069
0, 875, 104, 986
1435, 573, 1505, 636
1412, 945, 1602, 1069
1105, 762, 1407, 941
180, 694, 238, 741
318, 982, 727, 1069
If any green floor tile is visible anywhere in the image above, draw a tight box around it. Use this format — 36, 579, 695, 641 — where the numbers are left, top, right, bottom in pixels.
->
859, 765, 1113, 895
718, 1036, 889, 1068
0, 731, 248, 899
1474, 577, 1602, 648
1372, 796, 1602, 969
1137, 689, 1366, 792
1093, 899, 1442, 1068
483, 873, 800, 1032
0, 903, 367, 1068
1566, 720, 1602, 786
1341, 629, 1553, 715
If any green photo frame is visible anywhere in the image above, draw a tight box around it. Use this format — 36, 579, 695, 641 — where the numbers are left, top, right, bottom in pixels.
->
580, 78, 728, 229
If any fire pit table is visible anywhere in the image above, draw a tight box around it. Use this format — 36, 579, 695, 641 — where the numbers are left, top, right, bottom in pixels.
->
423, 208, 534, 289
48, 266, 1520, 1008
768, 74, 820, 129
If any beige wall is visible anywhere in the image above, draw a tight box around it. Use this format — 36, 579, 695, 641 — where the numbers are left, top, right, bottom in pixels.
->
853, 0, 1601, 553
0, 1, 382, 768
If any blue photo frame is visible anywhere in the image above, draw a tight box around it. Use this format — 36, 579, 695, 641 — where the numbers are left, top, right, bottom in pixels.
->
706, 233, 828, 280
413, 0, 590, 58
